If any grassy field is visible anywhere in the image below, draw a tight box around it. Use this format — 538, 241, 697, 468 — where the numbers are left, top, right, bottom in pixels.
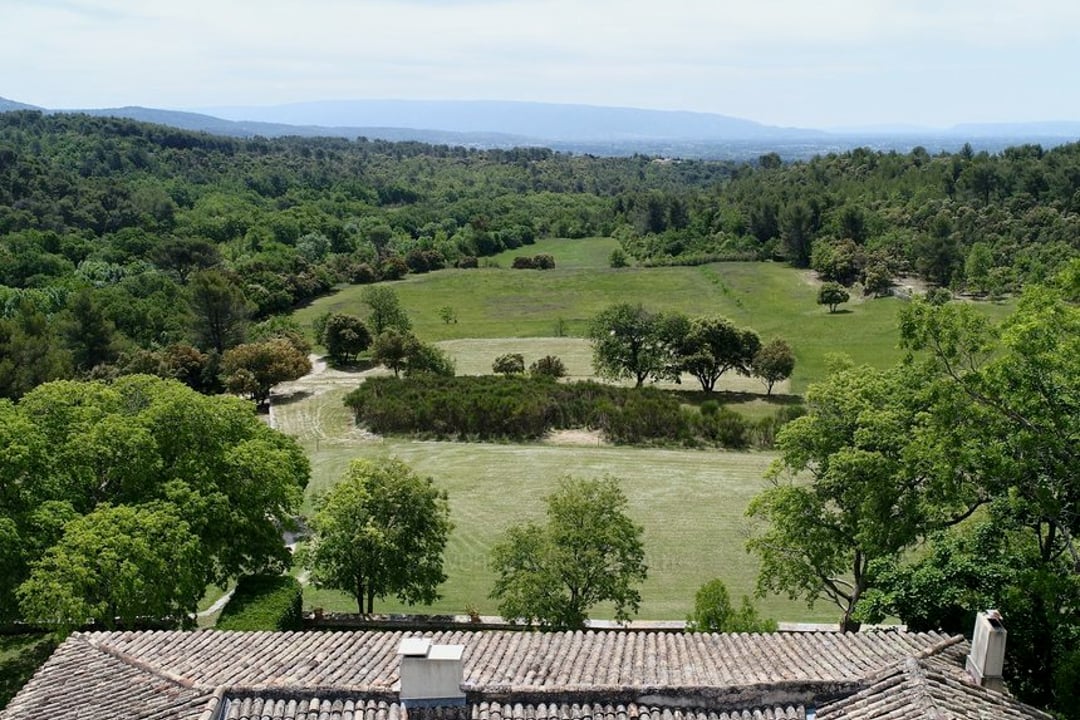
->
278, 239, 1016, 623
274, 382, 836, 623
294, 238, 1014, 393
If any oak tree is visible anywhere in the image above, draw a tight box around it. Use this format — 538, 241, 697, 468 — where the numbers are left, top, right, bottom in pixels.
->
303, 458, 452, 614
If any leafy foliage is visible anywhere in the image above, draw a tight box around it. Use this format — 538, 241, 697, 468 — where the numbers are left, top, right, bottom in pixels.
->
0, 375, 309, 627
215, 574, 303, 631
587, 303, 676, 387
751, 339, 796, 395
529, 355, 567, 379
17, 503, 204, 631
490, 475, 646, 628
302, 458, 452, 614
344, 375, 788, 447
816, 282, 850, 313
677, 316, 761, 392
492, 353, 525, 376
222, 338, 311, 406
362, 286, 412, 335
320, 313, 371, 364
686, 578, 777, 633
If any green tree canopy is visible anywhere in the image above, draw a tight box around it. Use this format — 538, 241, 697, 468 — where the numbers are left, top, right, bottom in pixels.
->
0, 375, 309, 619
587, 303, 675, 388
492, 353, 525, 376
302, 458, 452, 614
817, 282, 850, 313
490, 475, 647, 628
17, 503, 204, 630
321, 314, 371, 365
746, 360, 975, 630
222, 338, 311, 407
751, 338, 796, 395
362, 286, 412, 335
685, 578, 777, 633
677, 316, 761, 392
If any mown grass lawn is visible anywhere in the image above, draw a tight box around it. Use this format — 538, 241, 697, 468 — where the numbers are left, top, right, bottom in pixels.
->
274, 379, 836, 624
282, 239, 1015, 623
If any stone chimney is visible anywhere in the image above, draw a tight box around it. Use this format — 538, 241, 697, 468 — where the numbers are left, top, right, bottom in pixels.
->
398, 637, 466, 708
966, 609, 1007, 692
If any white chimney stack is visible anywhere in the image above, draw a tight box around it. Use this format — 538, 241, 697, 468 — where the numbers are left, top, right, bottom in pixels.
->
966, 609, 1007, 692
398, 637, 466, 708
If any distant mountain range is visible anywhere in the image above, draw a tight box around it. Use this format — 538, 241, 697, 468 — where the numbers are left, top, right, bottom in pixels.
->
2, 96, 1079, 159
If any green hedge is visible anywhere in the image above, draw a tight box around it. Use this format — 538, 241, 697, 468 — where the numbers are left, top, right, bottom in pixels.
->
343, 375, 801, 448
216, 575, 303, 631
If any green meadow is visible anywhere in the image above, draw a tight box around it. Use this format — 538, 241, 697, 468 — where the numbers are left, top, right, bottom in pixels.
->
282, 238, 1014, 622
294, 237, 1013, 393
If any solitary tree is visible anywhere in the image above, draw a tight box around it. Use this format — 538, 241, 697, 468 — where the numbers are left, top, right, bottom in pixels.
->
303, 458, 452, 614
751, 339, 796, 395
322, 314, 371, 364
438, 306, 458, 325
817, 282, 850, 313
370, 329, 416, 377
490, 475, 646, 628
362, 286, 411, 335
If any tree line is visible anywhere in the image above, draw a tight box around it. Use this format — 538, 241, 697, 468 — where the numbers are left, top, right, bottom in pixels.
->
3, 111, 1078, 402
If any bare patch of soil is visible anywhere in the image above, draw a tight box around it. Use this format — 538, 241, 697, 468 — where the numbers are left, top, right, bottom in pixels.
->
544, 428, 607, 447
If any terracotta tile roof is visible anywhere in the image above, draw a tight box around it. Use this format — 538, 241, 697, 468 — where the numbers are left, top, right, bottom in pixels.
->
67, 628, 957, 691
816, 657, 1055, 720
0, 628, 1050, 720
218, 697, 806, 720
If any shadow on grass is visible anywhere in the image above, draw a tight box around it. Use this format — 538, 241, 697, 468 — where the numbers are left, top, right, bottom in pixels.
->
825, 308, 854, 315
0, 634, 58, 710
271, 389, 315, 407
324, 358, 378, 373
669, 388, 805, 407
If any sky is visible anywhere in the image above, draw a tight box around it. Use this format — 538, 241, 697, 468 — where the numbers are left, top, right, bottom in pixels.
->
3, 0, 1080, 129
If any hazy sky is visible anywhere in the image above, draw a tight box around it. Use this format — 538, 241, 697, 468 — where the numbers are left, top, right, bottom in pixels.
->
4, 0, 1079, 128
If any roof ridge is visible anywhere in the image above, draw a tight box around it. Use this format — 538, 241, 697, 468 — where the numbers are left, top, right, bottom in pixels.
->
900, 657, 940, 716
912, 633, 965, 660
79, 632, 205, 691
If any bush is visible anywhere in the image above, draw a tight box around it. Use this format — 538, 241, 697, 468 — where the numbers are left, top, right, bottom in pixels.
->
530, 355, 566, 379
686, 578, 777, 633
216, 574, 303, 631
697, 406, 750, 449
493, 353, 526, 376
511, 254, 556, 270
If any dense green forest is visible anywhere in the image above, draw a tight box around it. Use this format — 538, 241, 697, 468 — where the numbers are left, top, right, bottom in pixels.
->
1, 110, 1079, 398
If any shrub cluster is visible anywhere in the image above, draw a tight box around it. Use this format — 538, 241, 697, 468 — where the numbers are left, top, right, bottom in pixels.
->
345, 376, 802, 448
216, 574, 304, 631
511, 254, 556, 269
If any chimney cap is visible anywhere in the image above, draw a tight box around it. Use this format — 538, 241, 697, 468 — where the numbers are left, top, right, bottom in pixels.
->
428, 644, 464, 661
398, 637, 432, 657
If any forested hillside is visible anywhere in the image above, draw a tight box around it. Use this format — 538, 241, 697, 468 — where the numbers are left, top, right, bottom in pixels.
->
1, 110, 1078, 398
